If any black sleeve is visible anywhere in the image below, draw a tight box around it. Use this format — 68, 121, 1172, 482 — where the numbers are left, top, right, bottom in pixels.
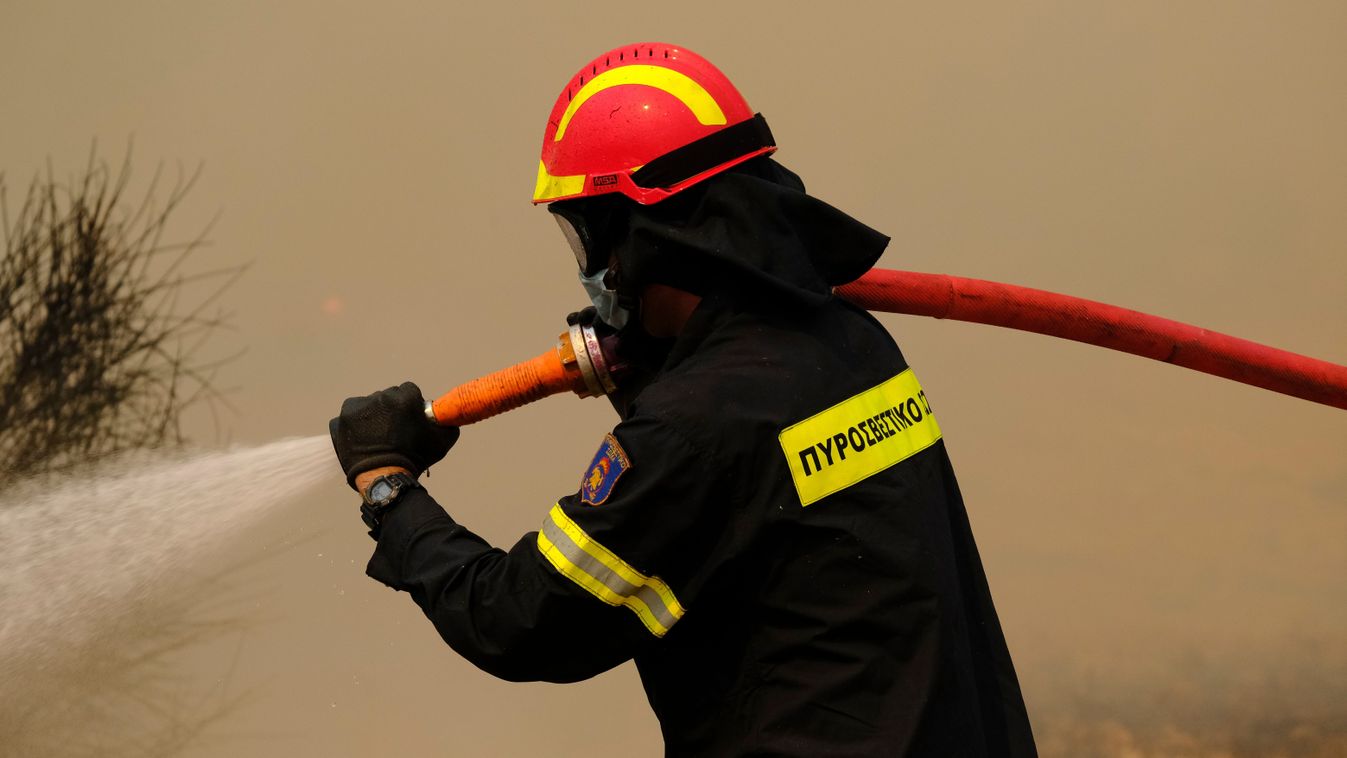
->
364, 414, 730, 683
365, 488, 649, 682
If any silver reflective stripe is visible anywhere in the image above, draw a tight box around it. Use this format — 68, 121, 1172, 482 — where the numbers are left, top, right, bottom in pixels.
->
539, 508, 682, 635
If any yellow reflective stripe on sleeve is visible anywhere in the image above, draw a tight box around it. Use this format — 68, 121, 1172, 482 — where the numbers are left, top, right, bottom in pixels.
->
778, 369, 942, 506
555, 65, 727, 142
536, 504, 685, 637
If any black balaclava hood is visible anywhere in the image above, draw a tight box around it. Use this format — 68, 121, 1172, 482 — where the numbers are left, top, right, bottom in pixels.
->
613, 156, 890, 308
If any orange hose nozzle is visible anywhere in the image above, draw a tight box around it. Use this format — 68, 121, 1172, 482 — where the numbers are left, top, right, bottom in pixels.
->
426, 322, 620, 426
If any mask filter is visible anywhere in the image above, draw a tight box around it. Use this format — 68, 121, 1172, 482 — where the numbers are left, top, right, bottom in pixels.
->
578, 268, 631, 330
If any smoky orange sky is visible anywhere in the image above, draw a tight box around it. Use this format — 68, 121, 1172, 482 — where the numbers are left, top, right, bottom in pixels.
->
2, 2, 1344, 756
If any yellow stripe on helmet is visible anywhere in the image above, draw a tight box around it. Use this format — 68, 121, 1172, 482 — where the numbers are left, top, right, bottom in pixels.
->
533, 160, 587, 203
555, 64, 727, 142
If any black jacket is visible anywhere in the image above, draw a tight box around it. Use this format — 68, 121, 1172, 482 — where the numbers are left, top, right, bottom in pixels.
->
367, 287, 1036, 756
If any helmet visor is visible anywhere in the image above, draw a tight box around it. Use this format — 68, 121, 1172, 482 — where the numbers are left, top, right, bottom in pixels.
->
552, 212, 590, 273
548, 199, 623, 277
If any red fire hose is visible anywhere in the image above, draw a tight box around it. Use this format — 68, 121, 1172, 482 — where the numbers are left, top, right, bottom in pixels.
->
836, 270, 1347, 411
427, 268, 1347, 425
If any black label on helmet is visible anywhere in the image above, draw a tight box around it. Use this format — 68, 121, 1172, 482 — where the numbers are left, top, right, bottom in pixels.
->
592, 174, 619, 187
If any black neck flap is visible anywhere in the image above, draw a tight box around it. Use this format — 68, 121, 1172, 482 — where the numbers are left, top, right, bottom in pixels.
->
631, 114, 776, 190
616, 157, 891, 310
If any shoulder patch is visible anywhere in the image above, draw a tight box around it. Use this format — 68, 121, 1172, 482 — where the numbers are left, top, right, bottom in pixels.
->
580, 433, 631, 506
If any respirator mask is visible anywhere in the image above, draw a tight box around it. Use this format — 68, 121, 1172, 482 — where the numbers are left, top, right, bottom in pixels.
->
549, 199, 635, 330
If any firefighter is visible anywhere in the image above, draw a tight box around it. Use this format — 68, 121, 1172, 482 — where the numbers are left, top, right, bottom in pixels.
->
330, 43, 1037, 756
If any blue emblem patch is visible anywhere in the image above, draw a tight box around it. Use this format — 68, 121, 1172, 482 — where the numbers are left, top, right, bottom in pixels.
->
580, 433, 631, 506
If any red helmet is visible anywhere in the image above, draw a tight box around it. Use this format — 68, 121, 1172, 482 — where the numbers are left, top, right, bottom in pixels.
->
533, 42, 776, 206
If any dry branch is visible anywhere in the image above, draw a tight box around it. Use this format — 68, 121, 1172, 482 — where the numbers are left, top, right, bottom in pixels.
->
0, 147, 242, 479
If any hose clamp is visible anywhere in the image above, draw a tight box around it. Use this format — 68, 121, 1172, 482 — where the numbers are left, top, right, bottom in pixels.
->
581, 323, 619, 396
567, 323, 605, 398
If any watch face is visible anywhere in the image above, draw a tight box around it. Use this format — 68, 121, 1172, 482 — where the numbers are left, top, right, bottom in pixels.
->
369, 479, 394, 504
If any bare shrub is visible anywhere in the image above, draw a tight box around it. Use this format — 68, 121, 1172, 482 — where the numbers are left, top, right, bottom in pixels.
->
0, 146, 242, 480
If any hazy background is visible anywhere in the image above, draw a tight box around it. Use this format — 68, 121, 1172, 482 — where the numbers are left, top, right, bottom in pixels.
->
2, 1, 1344, 755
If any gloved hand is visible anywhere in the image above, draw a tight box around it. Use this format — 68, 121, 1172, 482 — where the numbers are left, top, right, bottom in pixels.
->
329, 381, 460, 489
565, 305, 598, 327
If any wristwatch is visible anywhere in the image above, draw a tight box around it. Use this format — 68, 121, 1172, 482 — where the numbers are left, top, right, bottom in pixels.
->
359, 471, 421, 538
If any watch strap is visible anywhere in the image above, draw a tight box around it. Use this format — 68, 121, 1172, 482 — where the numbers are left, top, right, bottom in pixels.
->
359, 472, 421, 538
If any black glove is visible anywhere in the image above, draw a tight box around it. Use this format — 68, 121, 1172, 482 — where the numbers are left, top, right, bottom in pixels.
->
329, 381, 460, 489
565, 305, 598, 327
